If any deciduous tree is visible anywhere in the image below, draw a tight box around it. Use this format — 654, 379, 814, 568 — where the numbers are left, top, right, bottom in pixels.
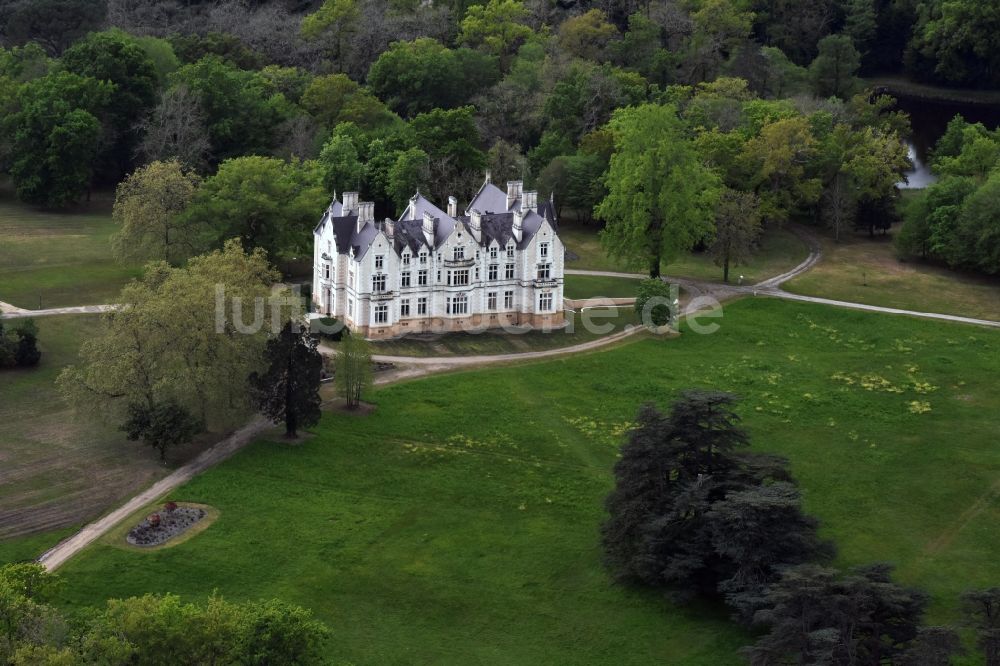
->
336, 333, 372, 409
112, 160, 204, 265
596, 104, 720, 277
710, 188, 761, 282
186, 156, 328, 258
120, 400, 202, 461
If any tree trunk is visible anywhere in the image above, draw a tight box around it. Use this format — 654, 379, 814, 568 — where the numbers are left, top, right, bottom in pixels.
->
723, 256, 730, 283
285, 346, 297, 438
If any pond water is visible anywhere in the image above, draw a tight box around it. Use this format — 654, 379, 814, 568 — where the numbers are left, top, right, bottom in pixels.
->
894, 95, 1000, 189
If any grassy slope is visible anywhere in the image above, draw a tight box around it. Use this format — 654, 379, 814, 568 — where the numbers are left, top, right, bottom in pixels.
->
0, 316, 175, 541
365, 307, 642, 357
560, 224, 810, 284
0, 190, 141, 309
51, 299, 1000, 663
784, 232, 1000, 321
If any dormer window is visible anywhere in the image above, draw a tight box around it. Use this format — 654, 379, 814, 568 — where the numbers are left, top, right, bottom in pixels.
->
506, 244, 515, 258
419, 250, 428, 265
402, 253, 410, 266
490, 246, 498, 260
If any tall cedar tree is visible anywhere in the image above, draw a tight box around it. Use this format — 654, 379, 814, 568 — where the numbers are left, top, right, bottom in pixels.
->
602, 390, 829, 614
249, 321, 323, 438
746, 563, 929, 665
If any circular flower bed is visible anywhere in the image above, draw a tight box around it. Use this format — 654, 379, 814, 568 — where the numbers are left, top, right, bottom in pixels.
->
126, 503, 206, 547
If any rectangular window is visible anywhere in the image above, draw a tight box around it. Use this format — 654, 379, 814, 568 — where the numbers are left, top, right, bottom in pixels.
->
539, 292, 553, 312
537, 264, 551, 280
401, 299, 410, 317
374, 304, 388, 324
488, 291, 497, 310
348, 298, 354, 316
540, 242, 549, 259
488, 264, 498, 281
506, 244, 514, 258
401, 272, 411, 288
490, 246, 498, 260
417, 297, 428, 315
419, 251, 428, 265
323, 264, 330, 279
402, 253, 410, 266
372, 274, 387, 292
454, 246, 465, 260
505, 264, 515, 280
447, 294, 469, 315
504, 290, 514, 309
449, 269, 470, 286
375, 255, 384, 270
436, 269, 441, 283
418, 269, 428, 286
349, 270, 354, 287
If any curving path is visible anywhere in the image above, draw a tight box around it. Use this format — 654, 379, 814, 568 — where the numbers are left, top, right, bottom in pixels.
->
22, 226, 1000, 570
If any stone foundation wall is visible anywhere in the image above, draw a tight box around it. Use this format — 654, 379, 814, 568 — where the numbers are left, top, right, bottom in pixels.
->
355, 310, 567, 339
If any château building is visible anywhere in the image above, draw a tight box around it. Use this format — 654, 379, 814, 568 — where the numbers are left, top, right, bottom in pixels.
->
312, 174, 565, 338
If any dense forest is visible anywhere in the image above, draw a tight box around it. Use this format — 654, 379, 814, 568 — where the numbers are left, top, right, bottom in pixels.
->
0, 0, 997, 273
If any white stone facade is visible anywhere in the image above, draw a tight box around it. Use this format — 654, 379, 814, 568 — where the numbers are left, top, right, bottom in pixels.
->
312, 176, 565, 338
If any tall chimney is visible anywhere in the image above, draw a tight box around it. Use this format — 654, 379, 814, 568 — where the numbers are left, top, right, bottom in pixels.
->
342, 191, 359, 212
506, 180, 522, 210
512, 209, 523, 243
384, 218, 395, 240
522, 190, 537, 212
356, 201, 373, 234
485, 170, 492, 184
469, 209, 482, 243
422, 211, 435, 247
448, 196, 457, 218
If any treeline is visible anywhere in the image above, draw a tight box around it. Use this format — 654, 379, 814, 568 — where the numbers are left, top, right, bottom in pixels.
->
0, 563, 328, 664
603, 391, 1000, 665
897, 117, 1000, 275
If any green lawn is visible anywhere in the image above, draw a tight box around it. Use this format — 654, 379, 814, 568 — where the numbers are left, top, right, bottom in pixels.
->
0, 315, 182, 542
563, 273, 641, 300
43, 298, 1000, 663
363, 306, 643, 357
0, 188, 141, 309
784, 232, 1000, 321
560, 224, 810, 284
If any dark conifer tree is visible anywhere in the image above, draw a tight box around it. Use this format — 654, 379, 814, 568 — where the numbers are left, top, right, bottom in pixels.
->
249, 320, 323, 438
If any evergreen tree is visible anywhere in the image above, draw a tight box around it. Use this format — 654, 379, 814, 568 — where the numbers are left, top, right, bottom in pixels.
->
249, 321, 323, 438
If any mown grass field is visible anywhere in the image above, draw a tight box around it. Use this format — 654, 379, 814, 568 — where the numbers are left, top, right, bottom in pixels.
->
0, 188, 141, 309
45, 298, 1000, 664
563, 273, 641, 300
560, 224, 810, 284
784, 232, 1000, 321
0, 315, 189, 541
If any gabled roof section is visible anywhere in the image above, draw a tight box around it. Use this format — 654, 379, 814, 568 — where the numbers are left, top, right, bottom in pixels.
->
467, 181, 509, 214
313, 196, 345, 234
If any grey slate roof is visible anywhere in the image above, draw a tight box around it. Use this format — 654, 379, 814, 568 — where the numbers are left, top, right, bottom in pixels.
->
316, 178, 558, 260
